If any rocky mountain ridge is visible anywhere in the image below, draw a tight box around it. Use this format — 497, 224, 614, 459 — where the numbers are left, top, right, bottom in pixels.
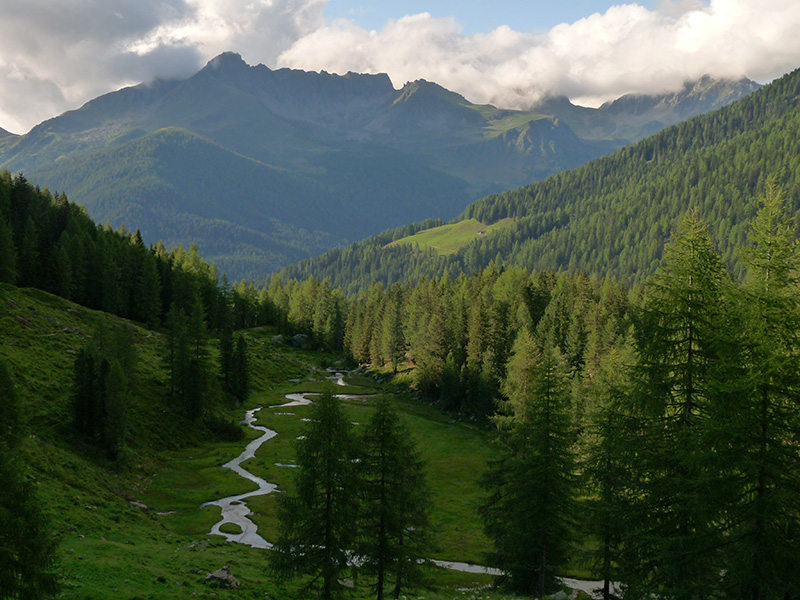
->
0, 52, 759, 280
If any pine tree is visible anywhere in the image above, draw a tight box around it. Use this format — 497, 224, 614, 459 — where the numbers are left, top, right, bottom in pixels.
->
380, 285, 406, 374
358, 397, 432, 600
480, 330, 575, 597
163, 303, 189, 400
103, 360, 127, 461
130, 249, 161, 327
271, 393, 360, 599
71, 329, 132, 459
16, 215, 39, 288
218, 307, 235, 395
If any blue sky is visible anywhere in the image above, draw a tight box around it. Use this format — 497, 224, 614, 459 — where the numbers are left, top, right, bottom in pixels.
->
324, 1, 660, 35
2, 0, 800, 134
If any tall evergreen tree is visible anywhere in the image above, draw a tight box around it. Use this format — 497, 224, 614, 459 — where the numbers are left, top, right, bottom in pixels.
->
16, 215, 39, 288
0, 217, 17, 284
380, 285, 406, 374
584, 345, 636, 600
130, 249, 161, 327
358, 397, 432, 600
0, 359, 60, 599
271, 393, 360, 599
623, 213, 738, 599
231, 334, 249, 404
163, 303, 189, 401
71, 328, 132, 459
480, 331, 575, 597
722, 183, 800, 599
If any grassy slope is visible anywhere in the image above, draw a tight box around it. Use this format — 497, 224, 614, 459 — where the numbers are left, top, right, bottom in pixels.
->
386, 218, 516, 255
2, 284, 537, 599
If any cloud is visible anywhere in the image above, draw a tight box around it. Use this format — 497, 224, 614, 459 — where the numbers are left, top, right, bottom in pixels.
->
1, 0, 800, 133
0, 0, 326, 133
277, 0, 800, 110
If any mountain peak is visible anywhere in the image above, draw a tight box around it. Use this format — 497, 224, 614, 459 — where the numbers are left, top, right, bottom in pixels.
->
203, 52, 254, 73
395, 79, 469, 106
600, 75, 761, 117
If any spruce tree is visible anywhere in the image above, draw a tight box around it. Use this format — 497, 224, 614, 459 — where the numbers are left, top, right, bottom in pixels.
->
231, 334, 249, 403
380, 285, 406, 374
271, 393, 359, 599
584, 345, 635, 600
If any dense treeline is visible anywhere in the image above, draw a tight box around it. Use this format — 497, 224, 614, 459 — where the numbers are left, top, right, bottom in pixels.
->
0, 170, 274, 331
0, 170, 261, 460
265, 184, 800, 599
278, 66, 800, 293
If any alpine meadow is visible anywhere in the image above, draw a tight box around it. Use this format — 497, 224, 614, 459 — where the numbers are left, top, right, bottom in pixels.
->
4, 4, 800, 600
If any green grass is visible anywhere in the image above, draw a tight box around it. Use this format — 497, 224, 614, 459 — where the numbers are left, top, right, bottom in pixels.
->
483, 111, 551, 138
0, 283, 594, 599
386, 218, 516, 255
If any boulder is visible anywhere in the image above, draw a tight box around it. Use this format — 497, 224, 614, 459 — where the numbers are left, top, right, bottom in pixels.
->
271, 334, 285, 345
204, 565, 240, 589
290, 333, 311, 348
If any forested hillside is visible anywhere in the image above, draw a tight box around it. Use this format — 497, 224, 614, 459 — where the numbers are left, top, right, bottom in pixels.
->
0, 53, 756, 281
4, 162, 800, 599
280, 66, 800, 293
265, 182, 800, 599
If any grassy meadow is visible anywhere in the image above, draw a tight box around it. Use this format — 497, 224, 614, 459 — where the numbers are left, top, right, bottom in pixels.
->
385, 218, 516, 255
2, 283, 559, 599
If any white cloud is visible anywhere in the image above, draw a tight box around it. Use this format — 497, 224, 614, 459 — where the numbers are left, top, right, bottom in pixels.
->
278, 0, 800, 110
0, 0, 326, 133
1, 0, 800, 134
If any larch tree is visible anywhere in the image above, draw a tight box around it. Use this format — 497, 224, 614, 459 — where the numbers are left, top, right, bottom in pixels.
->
623, 213, 740, 599
270, 393, 360, 600
480, 329, 576, 597
723, 182, 800, 599
0, 360, 60, 599
358, 397, 432, 600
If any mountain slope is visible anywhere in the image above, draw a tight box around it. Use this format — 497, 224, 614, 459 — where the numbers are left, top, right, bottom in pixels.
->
277, 66, 800, 293
0, 53, 758, 280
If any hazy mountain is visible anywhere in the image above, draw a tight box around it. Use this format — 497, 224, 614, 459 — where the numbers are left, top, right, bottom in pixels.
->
0, 52, 759, 280
277, 66, 798, 293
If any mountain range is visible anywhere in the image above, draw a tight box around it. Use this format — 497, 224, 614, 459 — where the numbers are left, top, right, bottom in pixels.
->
0, 52, 759, 280
278, 66, 800, 292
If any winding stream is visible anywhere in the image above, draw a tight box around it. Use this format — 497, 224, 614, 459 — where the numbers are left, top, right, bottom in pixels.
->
202, 371, 350, 548
201, 371, 611, 597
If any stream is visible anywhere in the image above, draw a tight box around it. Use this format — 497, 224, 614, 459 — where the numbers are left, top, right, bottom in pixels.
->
201, 370, 611, 597
202, 369, 350, 548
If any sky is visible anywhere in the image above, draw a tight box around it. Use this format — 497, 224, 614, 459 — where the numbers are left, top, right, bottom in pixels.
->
2, 0, 800, 134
